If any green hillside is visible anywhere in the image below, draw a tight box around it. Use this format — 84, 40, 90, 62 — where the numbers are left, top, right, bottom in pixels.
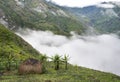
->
0, 1, 120, 81
0, 24, 40, 61
0, 18, 120, 82
0, 24, 120, 82
65, 2, 120, 34
1, 62, 120, 82
0, 0, 86, 36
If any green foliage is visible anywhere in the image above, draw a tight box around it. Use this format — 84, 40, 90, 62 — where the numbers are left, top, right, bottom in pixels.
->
0, 47, 15, 71
0, 24, 41, 70
51, 54, 61, 70
0, 0, 86, 36
92, 17, 120, 34
0, 52, 120, 81
38, 54, 48, 63
67, 5, 120, 34
62, 54, 70, 70
0, 63, 120, 82
38, 54, 48, 73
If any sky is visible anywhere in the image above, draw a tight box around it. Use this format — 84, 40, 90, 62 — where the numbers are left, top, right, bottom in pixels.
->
47, 0, 120, 7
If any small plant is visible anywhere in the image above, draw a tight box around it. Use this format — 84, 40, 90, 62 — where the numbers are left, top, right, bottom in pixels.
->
0, 46, 15, 71
39, 54, 48, 63
62, 54, 70, 70
51, 54, 61, 70
39, 54, 48, 73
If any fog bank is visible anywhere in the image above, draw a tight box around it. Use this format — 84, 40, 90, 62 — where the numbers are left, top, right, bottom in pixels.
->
16, 29, 120, 75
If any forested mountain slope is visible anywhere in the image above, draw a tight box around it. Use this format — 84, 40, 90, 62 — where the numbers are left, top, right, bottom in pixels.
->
65, 2, 120, 34
0, 0, 86, 36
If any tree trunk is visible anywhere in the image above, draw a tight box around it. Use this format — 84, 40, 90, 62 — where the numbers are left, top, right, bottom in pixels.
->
65, 61, 67, 70
55, 61, 59, 70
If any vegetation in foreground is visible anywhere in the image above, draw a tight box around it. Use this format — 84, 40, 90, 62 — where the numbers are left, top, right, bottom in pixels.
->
0, 24, 41, 71
0, 24, 120, 82
0, 63, 120, 82
0, 54, 120, 82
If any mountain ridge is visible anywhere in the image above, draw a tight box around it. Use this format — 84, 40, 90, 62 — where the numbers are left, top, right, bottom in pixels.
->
0, 0, 86, 36
64, 2, 120, 34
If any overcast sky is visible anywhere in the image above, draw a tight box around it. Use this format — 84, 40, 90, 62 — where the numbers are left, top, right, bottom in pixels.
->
48, 0, 120, 7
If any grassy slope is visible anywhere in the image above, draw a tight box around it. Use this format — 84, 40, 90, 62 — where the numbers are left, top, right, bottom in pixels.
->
1, 63, 120, 82
0, 24, 40, 60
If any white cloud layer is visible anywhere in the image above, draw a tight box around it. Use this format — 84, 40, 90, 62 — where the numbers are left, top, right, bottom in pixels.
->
97, 3, 115, 8
48, 0, 120, 7
17, 29, 120, 76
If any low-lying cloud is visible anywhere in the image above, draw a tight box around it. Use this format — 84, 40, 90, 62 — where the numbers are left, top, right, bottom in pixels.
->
16, 29, 120, 75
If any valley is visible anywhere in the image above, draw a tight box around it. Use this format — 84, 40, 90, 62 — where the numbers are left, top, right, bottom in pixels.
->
0, 0, 120, 81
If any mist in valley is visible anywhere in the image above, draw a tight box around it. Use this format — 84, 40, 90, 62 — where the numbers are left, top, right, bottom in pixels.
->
16, 29, 120, 75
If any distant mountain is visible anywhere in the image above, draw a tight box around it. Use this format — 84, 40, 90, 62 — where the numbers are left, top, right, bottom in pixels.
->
0, 21, 120, 82
64, 2, 120, 34
0, 0, 86, 36
1, 1, 120, 80
0, 24, 40, 60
